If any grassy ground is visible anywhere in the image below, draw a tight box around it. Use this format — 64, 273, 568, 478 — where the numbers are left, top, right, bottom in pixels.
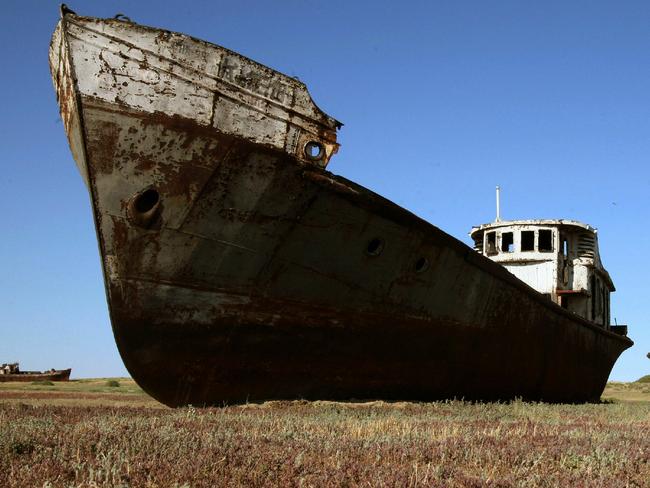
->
0, 378, 159, 408
602, 380, 650, 403
1, 379, 649, 487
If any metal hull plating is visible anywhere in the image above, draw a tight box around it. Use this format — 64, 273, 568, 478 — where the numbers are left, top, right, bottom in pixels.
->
50, 14, 631, 407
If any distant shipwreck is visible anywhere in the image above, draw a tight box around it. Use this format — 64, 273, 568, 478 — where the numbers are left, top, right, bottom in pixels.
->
49, 6, 631, 406
0, 363, 71, 382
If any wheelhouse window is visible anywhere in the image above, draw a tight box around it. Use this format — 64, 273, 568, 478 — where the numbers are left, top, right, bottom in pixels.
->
501, 232, 514, 253
560, 234, 569, 258
521, 231, 534, 251
539, 229, 553, 252
486, 232, 497, 256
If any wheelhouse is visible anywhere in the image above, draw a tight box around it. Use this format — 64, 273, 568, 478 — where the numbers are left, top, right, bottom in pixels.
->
470, 220, 617, 329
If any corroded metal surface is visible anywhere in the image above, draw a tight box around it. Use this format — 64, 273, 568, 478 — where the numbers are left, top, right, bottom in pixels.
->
50, 11, 632, 406
470, 220, 618, 325
0, 367, 71, 383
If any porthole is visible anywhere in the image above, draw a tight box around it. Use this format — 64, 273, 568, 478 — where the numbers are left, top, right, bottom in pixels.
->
414, 257, 429, 273
304, 141, 324, 161
366, 238, 384, 256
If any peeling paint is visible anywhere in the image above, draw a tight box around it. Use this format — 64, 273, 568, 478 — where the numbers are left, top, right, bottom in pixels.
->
50, 10, 632, 407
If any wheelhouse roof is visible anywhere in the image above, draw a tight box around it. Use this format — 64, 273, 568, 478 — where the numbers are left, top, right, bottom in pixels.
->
470, 219, 596, 239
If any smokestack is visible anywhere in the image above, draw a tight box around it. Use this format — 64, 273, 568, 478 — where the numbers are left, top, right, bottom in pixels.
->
495, 186, 501, 222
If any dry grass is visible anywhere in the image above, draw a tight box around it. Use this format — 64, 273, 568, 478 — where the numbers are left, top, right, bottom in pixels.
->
603, 382, 650, 404
1, 379, 649, 487
0, 378, 159, 409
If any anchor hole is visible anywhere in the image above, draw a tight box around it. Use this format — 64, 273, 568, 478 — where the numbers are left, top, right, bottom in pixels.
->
134, 188, 159, 214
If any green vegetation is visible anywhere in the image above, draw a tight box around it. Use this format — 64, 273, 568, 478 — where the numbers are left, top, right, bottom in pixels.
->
0, 380, 648, 487
636, 374, 650, 383
0, 378, 145, 395
602, 380, 650, 403
0, 378, 155, 408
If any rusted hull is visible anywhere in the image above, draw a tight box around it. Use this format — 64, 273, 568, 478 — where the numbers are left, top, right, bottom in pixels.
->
113, 298, 626, 406
50, 14, 632, 407
0, 369, 71, 383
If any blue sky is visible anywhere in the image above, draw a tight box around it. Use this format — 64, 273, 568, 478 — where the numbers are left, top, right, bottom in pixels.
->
1, 0, 649, 381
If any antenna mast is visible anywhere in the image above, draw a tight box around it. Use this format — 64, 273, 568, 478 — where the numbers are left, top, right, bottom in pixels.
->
495, 186, 501, 222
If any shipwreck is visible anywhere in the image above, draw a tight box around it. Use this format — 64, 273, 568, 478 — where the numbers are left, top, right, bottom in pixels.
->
0, 363, 71, 382
49, 6, 631, 406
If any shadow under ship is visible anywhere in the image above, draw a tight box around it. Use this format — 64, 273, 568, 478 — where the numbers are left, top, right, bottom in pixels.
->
49, 8, 632, 407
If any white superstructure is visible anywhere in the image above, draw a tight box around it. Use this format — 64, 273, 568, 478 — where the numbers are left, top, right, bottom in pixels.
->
470, 219, 614, 328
